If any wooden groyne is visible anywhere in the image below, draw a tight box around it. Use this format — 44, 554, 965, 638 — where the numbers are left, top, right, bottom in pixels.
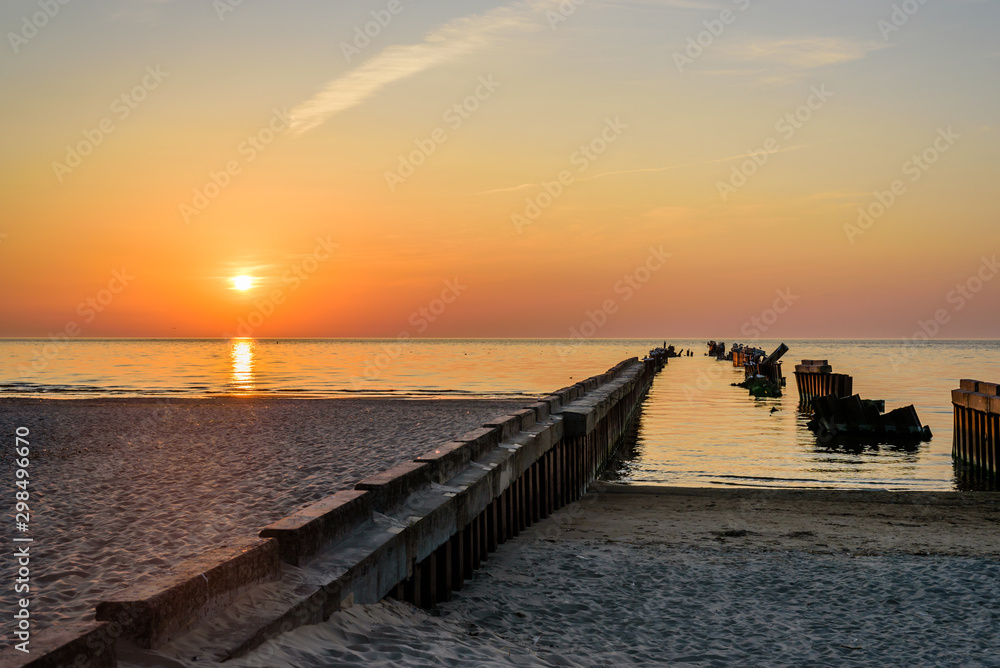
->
794, 359, 853, 408
952, 379, 1000, 476
798, 359, 930, 444
5, 352, 668, 667
707, 340, 726, 359
731, 345, 763, 368
729, 343, 787, 397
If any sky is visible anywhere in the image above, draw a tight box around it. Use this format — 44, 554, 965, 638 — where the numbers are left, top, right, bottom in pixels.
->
1, 0, 998, 339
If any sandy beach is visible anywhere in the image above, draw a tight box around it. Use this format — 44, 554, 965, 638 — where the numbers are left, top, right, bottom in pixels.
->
227, 484, 1000, 667
0, 397, 524, 632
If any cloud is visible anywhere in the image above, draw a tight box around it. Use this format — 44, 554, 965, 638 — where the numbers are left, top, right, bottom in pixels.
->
289, 0, 555, 135
474, 183, 541, 196
722, 37, 884, 69
599, 0, 722, 8
705, 37, 887, 84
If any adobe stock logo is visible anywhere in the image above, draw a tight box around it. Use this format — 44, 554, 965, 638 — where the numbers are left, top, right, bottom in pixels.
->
7, 0, 72, 54
340, 0, 413, 62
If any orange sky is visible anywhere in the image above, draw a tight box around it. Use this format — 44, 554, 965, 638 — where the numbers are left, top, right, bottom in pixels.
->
2, 0, 998, 339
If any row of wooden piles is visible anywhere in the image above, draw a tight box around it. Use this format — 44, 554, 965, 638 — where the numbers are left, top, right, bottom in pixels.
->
952, 379, 1000, 478
794, 360, 930, 443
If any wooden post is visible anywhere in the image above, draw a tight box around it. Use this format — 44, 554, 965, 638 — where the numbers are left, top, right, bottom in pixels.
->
487, 499, 498, 553
517, 475, 526, 532
471, 515, 481, 570
424, 552, 437, 609
500, 486, 514, 543
440, 540, 453, 602
479, 509, 489, 562
531, 463, 540, 524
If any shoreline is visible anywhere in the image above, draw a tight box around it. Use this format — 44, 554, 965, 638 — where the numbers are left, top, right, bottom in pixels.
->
595, 481, 1000, 506
563, 482, 1000, 556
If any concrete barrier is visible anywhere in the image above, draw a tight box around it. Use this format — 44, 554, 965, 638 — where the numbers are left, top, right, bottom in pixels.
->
356, 462, 434, 513
94, 537, 280, 649
9, 352, 667, 666
260, 490, 372, 566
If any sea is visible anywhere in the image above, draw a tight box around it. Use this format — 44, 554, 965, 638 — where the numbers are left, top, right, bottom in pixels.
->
2, 338, 998, 491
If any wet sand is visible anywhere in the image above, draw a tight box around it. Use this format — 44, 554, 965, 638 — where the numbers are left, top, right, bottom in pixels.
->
231, 484, 1000, 667
0, 397, 524, 632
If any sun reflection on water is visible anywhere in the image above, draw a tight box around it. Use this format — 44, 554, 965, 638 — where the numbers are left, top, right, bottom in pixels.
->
230, 339, 255, 392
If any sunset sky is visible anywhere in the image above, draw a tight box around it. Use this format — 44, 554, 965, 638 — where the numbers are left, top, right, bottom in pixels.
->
2, 0, 998, 339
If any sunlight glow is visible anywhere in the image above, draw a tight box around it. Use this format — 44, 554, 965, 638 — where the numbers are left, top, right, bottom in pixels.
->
233, 276, 253, 291
230, 339, 255, 392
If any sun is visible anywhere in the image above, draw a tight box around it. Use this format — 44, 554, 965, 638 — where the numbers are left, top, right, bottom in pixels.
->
233, 275, 253, 291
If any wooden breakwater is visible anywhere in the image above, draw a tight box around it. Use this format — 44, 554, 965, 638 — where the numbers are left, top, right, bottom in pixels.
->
794, 359, 853, 408
952, 379, 1000, 477
731, 345, 763, 369
728, 343, 788, 397
5, 352, 667, 667
797, 360, 930, 444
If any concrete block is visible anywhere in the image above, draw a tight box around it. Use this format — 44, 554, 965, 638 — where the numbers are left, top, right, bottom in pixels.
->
96, 538, 280, 649
0, 622, 115, 668
524, 401, 550, 422
483, 415, 522, 442
542, 395, 562, 413
356, 462, 433, 513
562, 403, 598, 438
511, 408, 537, 431
405, 492, 460, 565
439, 459, 498, 530
952, 389, 971, 408
980, 382, 999, 396
990, 396, 1000, 415
970, 392, 991, 413
512, 424, 556, 468
453, 426, 502, 460
259, 490, 372, 566
553, 387, 574, 404
415, 441, 473, 483
960, 379, 979, 391
315, 522, 409, 605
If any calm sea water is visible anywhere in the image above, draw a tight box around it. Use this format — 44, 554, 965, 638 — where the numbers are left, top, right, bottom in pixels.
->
2, 338, 998, 491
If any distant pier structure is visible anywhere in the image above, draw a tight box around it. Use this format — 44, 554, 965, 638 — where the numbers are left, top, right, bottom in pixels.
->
736, 343, 787, 389
952, 379, 1000, 476
707, 340, 726, 359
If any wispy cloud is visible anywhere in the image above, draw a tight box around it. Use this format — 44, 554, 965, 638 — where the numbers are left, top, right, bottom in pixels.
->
289, 0, 555, 135
599, 0, 722, 8
723, 37, 883, 69
707, 37, 887, 84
